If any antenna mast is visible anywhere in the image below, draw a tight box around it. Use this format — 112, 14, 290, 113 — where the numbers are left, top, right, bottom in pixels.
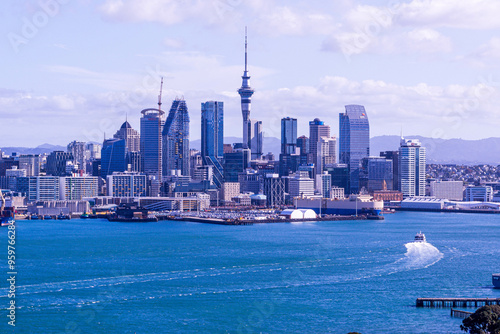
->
158, 77, 163, 111
244, 26, 248, 73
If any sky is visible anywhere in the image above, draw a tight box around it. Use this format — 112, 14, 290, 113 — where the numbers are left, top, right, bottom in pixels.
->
1, 0, 500, 147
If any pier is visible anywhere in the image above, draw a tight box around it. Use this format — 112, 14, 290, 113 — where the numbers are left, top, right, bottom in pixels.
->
416, 298, 500, 308
450, 308, 473, 318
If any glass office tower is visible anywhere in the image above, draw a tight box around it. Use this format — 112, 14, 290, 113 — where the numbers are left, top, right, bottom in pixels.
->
339, 105, 370, 194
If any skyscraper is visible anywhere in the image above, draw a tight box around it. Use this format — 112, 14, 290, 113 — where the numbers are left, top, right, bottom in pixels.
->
308, 118, 330, 170
317, 136, 336, 173
281, 117, 297, 155
114, 121, 140, 153
201, 101, 224, 187
101, 138, 127, 178
162, 99, 190, 177
249, 119, 263, 160
297, 136, 309, 156
140, 108, 165, 181
238, 28, 255, 150
399, 138, 426, 197
339, 105, 370, 194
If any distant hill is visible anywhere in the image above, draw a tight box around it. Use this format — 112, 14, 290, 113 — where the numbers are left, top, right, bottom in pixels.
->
0, 144, 66, 156
371, 135, 500, 165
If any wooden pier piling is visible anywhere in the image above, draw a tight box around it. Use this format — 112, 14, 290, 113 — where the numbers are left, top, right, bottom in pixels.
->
416, 298, 500, 308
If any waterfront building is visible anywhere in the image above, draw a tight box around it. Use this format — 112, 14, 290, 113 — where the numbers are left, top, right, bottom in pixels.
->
373, 189, 403, 202
429, 180, 464, 201
308, 118, 330, 167
331, 186, 345, 199
106, 172, 147, 198
5, 167, 26, 191
238, 29, 255, 151
464, 186, 493, 202
339, 105, 370, 194
17, 176, 60, 202
114, 121, 140, 153
289, 171, 315, 198
46, 151, 74, 177
399, 138, 426, 198
201, 101, 224, 187
162, 99, 190, 177
67, 141, 87, 173
100, 138, 127, 178
59, 176, 98, 200
221, 182, 240, 204
140, 106, 165, 191
263, 174, 285, 207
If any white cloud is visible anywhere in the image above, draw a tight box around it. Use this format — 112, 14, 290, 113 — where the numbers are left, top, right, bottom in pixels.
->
395, 0, 500, 29
460, 37, 500, 67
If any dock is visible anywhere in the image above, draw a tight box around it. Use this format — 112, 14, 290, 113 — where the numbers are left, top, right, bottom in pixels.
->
450, 308, 473, 318
416, 298, 500, 308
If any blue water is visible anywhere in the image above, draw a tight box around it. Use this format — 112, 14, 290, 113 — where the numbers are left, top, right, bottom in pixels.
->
1, 212, 499, 333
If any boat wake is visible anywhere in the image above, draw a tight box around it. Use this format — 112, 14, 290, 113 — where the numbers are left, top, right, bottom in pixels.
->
395, 241, 443, 270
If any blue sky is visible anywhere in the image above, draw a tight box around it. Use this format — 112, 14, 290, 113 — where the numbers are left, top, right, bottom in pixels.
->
2, 0, 500, 147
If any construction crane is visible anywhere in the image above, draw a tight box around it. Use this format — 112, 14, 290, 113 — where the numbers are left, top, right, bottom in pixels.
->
158, 77, 163, 111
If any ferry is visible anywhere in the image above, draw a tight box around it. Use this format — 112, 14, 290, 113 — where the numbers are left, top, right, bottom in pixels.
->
414, 231, 426, 243
493, 274, 500, 288
294, 195, 383, 216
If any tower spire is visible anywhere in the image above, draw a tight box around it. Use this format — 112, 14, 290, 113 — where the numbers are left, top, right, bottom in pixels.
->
245, 26, 248, 73
158, 77, 163, 111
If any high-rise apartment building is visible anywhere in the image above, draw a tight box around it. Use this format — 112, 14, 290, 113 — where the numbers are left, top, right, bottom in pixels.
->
162, 99, 190, 177
317, 136, 336, 173
107, 172, 147, 197
308, 118, 330, 168
17, 176, 60, 202
399, 138, 426, 197
59, 176, 98, 200
339, 105, 370, 194
18, 154, 41, 176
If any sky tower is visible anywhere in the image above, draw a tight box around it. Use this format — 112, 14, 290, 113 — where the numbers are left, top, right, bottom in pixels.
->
238, 27, 255, 149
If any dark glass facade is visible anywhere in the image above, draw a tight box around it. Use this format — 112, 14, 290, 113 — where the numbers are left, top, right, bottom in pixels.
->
281, 117, 297, 155
339, 105, 370, 194
162, 99, 190, 177
101, 138, 126, 178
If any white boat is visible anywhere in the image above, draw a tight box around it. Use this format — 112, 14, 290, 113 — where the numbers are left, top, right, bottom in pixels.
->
414, 231, 426, 243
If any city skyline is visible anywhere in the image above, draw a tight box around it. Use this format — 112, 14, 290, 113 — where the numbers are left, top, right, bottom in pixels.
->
2, 1, 500, 147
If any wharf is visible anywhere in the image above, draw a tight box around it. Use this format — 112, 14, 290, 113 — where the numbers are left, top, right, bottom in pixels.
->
180, 215, 368, 225
450, 308, 473, 318
416, 298, 500, 308
394, 207, 500, 214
